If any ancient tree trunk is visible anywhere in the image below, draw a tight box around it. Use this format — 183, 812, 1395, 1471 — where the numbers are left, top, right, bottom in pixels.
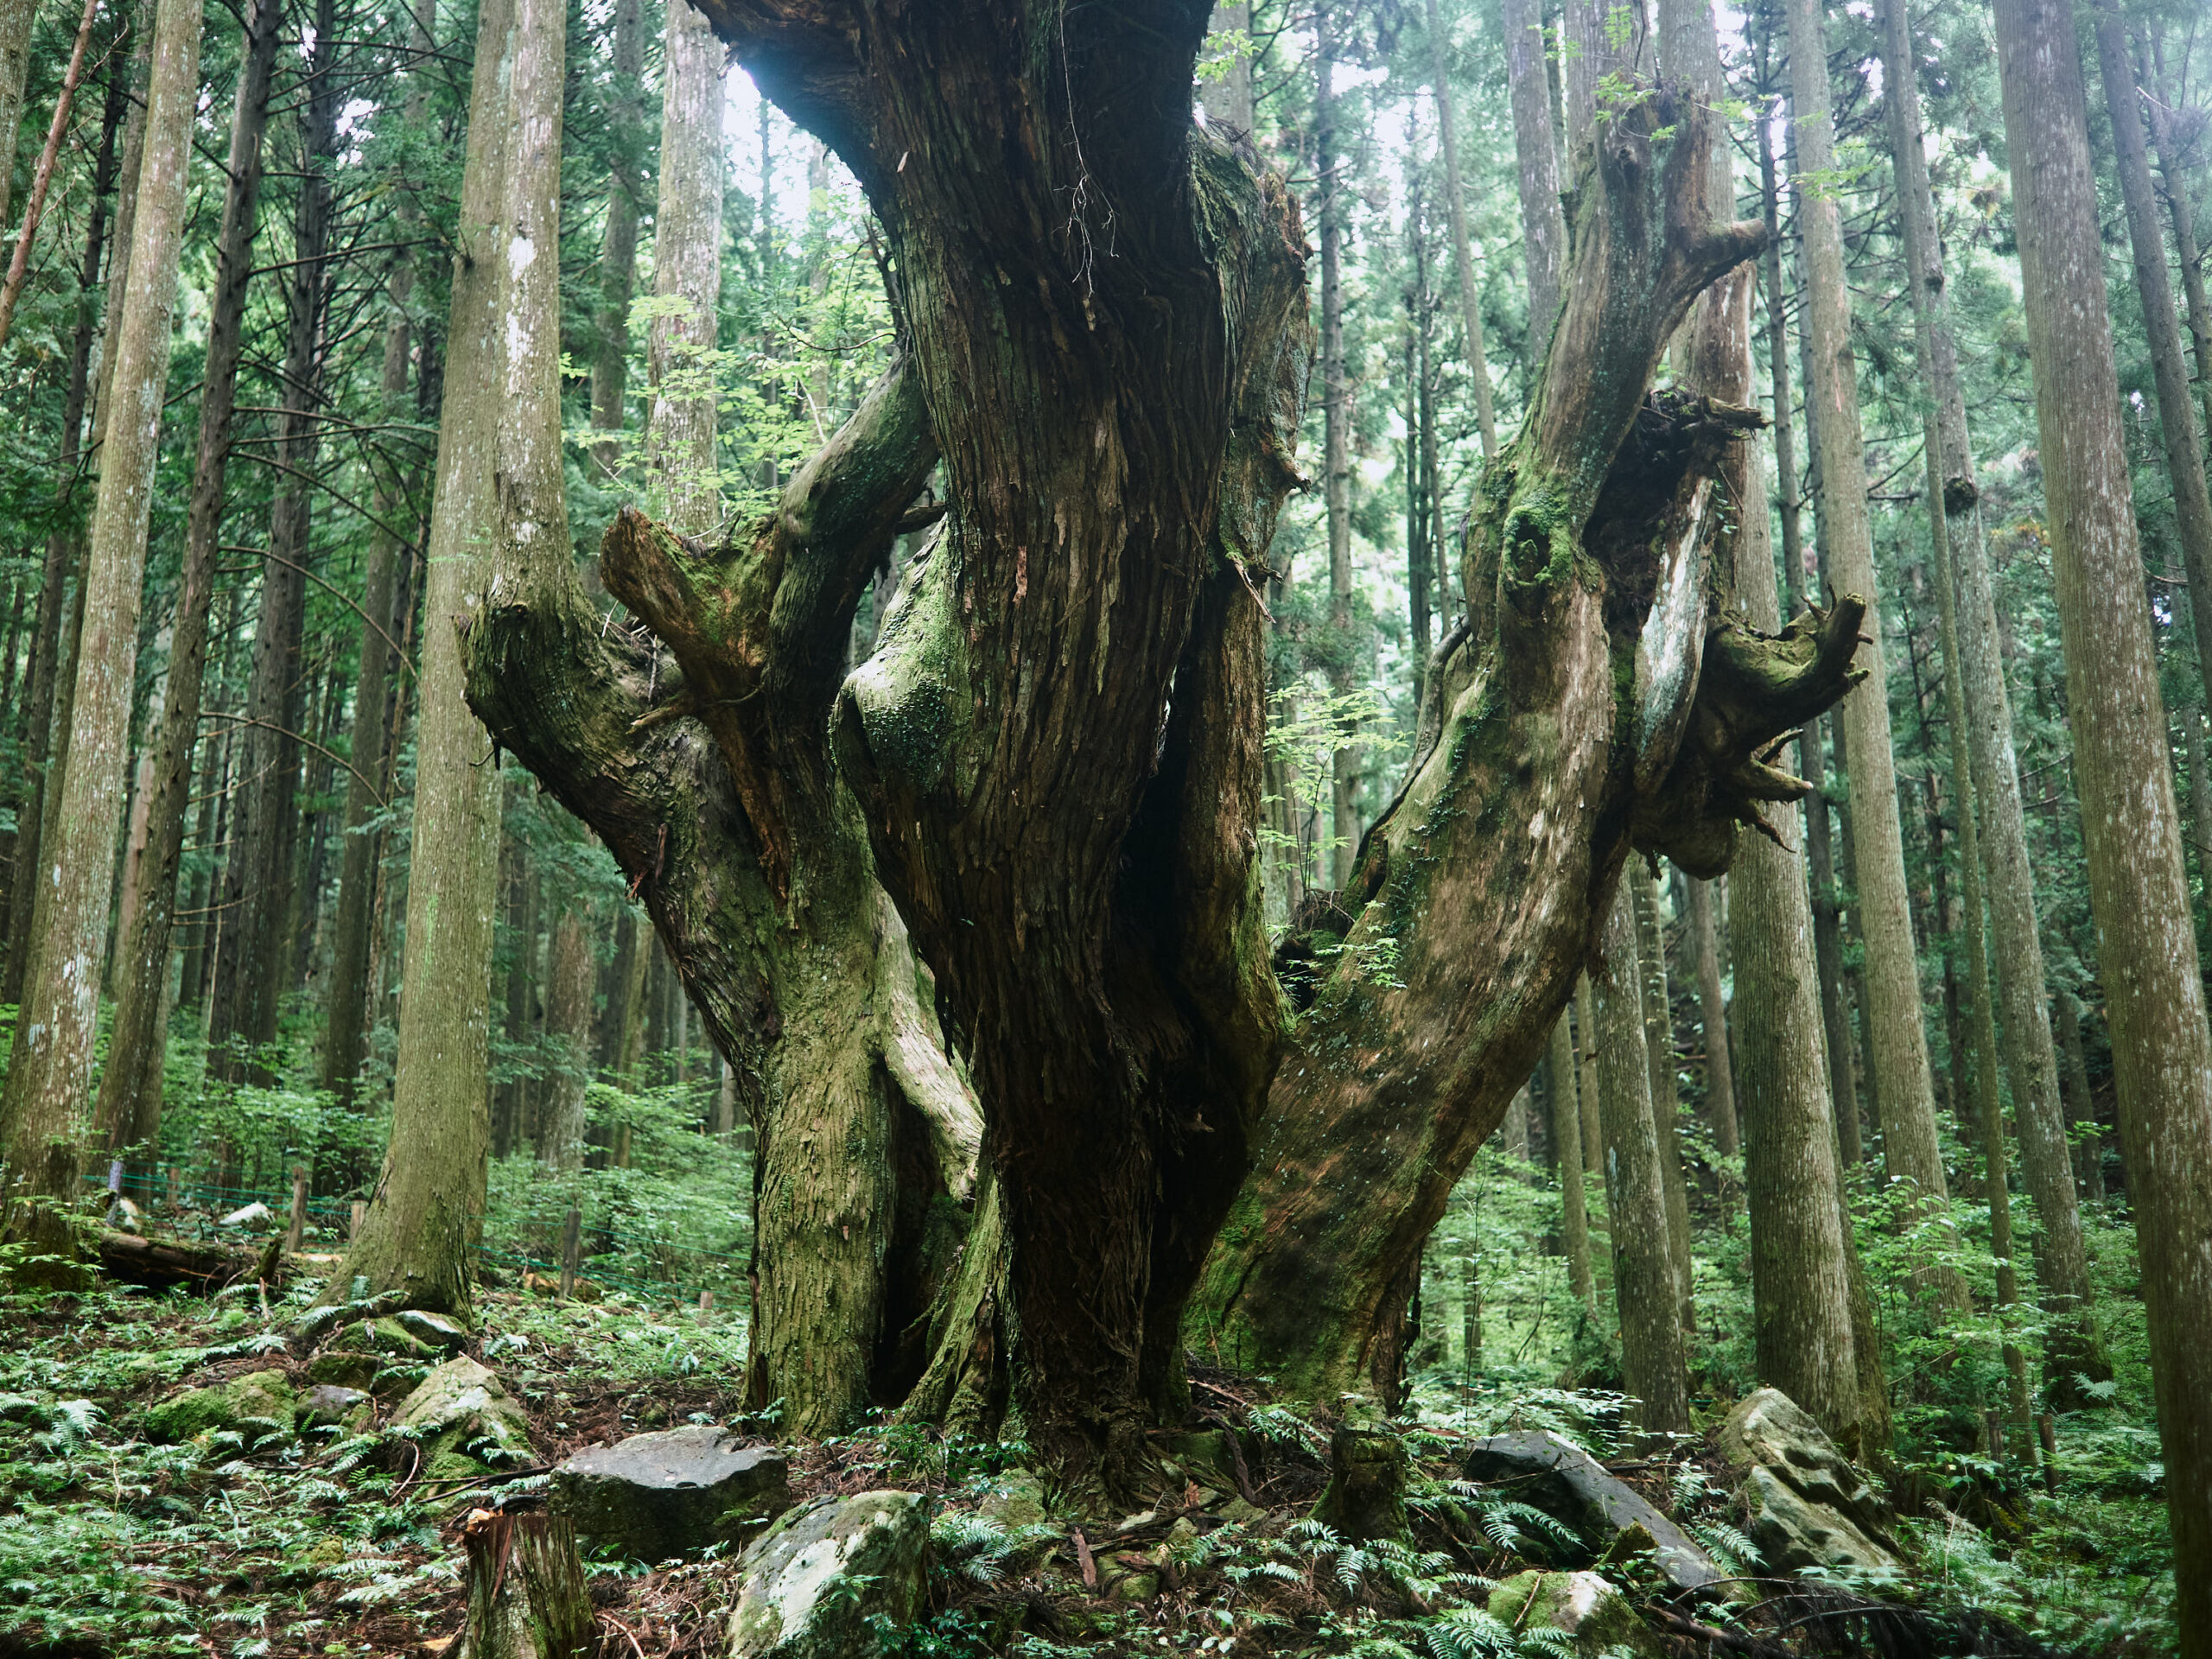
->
0, 0, 198, 1248
1595, 887, 1691, 1435
94, 0, 283, 1158
327, 0, 549, 1318
1199, 81, 1855, 1408
1548, 1014, 1596, 1311
1683, 878, 1737, 1157
1992, 0, 2212, 1637
1501, 0, 1564, 360
1884, 0, 2101, 1378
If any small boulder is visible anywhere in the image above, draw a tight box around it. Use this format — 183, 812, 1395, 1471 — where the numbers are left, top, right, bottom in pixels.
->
1487, 1570, 1667, 1659
391, 1357, 532, 1474
395, 1309, 468, 1354
219, 1201, 273, 1228
726, 1491, 927, 1659
976, 1469, 1049, 1531
296, 1384, 373, 1433
304, 1351, 378, 1392
1464, 1429, 1723, 1594
552, 1427, 789, 1562
1719, 1389, 1901, 1579
145, 1370, 297, 1443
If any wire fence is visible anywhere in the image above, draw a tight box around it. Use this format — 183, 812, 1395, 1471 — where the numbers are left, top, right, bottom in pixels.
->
87, 1161, 750, 1312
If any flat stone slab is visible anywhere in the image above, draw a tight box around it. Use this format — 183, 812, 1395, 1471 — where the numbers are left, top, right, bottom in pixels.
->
1464, 1429, 1724, 1594
553, 1427, 789, 1562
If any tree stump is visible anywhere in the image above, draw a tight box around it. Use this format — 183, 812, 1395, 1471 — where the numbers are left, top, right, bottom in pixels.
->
453, 1509, 595, 1659
1312, 1408, 1409, 1542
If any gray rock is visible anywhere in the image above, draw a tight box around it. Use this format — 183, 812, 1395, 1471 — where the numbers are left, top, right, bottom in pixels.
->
395, 1309, 468, 1354
1719, 1389, 1901, 1579
391, 1357, 532, 1472
552, 1427, 789, 1562
1464, 1429, 1724, 1594
726, 1491, 926, 1659
296, 1384, 373, 1432
1487, 1570, 1667, 1659
219, 1201, 273, 1227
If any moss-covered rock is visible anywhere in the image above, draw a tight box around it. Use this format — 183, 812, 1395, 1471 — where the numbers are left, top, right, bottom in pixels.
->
1486, 1570, 1666, 1659
391, 1357, 532, 1471
144, 1370, 296, 1443
551, 1427, 789, 1563
303, 1351, 378, 1392
726, 1491, 926, 1659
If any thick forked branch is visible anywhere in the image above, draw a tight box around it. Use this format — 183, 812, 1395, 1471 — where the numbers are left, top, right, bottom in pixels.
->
1193, 81, 1860, 1404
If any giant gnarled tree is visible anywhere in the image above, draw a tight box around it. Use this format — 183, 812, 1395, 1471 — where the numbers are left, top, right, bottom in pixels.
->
475, 4, 1862, 1491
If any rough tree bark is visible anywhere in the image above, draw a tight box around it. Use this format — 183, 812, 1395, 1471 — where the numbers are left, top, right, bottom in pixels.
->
1884, 0, 2102, 1382
93, 0, 283, 1159
1784, 0, 1948, 1217
1992, 0, 2212, 1636
0, 0, 198, 1254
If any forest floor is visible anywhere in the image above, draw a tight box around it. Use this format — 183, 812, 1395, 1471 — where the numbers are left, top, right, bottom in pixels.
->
0, 1255, 2178, 1659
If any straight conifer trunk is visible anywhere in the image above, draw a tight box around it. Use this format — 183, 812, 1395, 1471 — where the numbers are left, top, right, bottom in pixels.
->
1684, 878, 1737, 1157
1548, 1013, 1596, 1310
1882, 0, 2101, 1377
95, 0, 284, 1159
1423, 0, 1495, 455
0, 0, 199, 1250
1500, 0, 1563, 359
590, 0, 645, 458
1783, 0, 1948, 1211
1992, 0, 2212, 1634
1317, 30, 1357, 888
328, 0, 550, 1317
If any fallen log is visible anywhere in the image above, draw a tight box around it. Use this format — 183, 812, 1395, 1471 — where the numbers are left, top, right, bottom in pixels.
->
95, 1229, 257, 1290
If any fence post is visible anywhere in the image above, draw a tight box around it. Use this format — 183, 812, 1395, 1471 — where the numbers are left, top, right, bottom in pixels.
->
350, 1200, 367, 1240
559, 1205, 581, 1301
696, 1288, 713, 1323
164, 1166, 183, 1211
283, 1166, 308, 1255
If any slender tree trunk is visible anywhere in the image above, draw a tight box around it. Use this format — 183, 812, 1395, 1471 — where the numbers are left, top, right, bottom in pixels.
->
0, 0, 198, 1256
646, 0, 722, 531
1316, 30, 1358, 889
327, 0, 546, 1318
1500, 0, 1564, 368
2056, 988, 2105, 1202
1575, 974, 1603, 1178
1423, 0, 1496, 455
1885, 0, 2102, 1379
1548, 1013, 1596, 1311
539, 907, 594, 1168
1993, 0, 2212, 1630
589, 0, 644, 468
1632, 868, 1694, 1325
1596, 886, 1691, 1434
93, 0, 283, 1160
2144, 42, 2212, 448
209, 8, 339, 1085
1684, 877, 1737, 1157
2094, 6, 2212, 726
1786, 0, 1947, 1210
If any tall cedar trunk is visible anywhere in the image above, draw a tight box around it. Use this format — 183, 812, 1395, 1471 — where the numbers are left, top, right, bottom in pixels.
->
540, 907, 595, 1168
1783, 0, 1947, 1213
500, 858, 538, 1152
2093, 6, 2212, 726
0, 48, 128, 1008
93, 0, 283, 1160
2144, 46, 2212, 449
1407, 157, 1432, 702
1595, 886, 1691, 1434
1924, 399, 2034, 1441
324, 4, 430, 1111
1198, 4, 1250, 133
1885, 0, 2102, 1378
1684, 878, 1737, 1156
1548, 1013, 1597, 1310
1198, 82, 1847, 1409
325, 0, 542, 1319
590, 0, 645, 461
0, 0, 35, 232
646, 0, 721, 531
1501, 0, 1564, 363
1575, 976, 1603, 1178
1318, 30, 1358, 889
210, 12, 339, 1086
1424, 0, 1496, 455
2056, 988, 2105, 1201
1993, 0, 2212, 1637
1632, 868, 1694, 1325
0, 0, 198, 1252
